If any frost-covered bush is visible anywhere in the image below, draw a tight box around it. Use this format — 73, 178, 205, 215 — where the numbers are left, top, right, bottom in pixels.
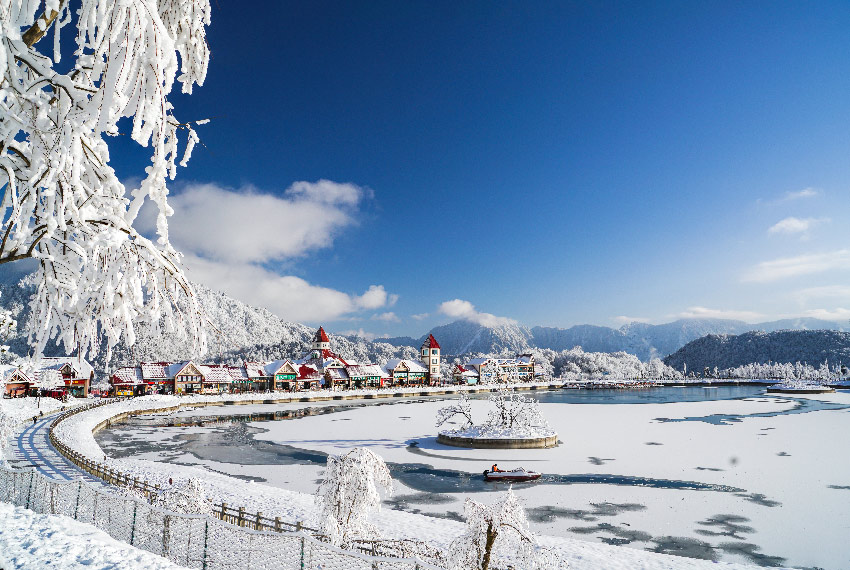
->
316, 447, 393, 546
438, 388, 555, 439
448, 489, 566, 570
152, 479, 212, 516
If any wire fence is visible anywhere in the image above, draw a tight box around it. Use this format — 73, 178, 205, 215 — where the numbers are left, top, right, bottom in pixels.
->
0, 463, 444, 570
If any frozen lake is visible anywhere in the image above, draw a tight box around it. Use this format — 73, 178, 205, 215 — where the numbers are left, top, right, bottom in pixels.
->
96, 386, 850, 569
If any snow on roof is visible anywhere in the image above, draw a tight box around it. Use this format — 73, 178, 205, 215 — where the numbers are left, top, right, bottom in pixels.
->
325, 367, 349, 380
384, 359, 427, 373
422, 334, 441, 350
203, 366, 232, 383
466, 358, 490, 366
29, 356, 94, 378
226, 366, 249, 380
243, 362, 268, 378
346, 364, 384, 378
264, 359, 294, 375
112, 367, 143, 384
140, 362, 170, 379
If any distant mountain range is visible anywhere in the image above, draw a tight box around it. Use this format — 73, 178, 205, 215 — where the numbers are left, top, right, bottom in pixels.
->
2, 269, 847, 371
383, 317, 848, 360
663, 330, 850, 371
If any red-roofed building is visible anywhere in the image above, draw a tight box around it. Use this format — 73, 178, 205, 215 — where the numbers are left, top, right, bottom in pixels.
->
420, 334, 442, 384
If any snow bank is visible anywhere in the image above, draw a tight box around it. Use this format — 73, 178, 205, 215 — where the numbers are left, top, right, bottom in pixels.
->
0, 502, 189, 570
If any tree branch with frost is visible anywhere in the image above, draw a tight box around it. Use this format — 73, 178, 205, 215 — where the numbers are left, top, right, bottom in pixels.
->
448, 489, 566, 570
316, 447, 393, 547
435, 392, 474, 430
0, 0, 212, 360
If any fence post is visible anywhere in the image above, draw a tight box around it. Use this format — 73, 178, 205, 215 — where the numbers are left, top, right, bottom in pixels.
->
274, 516, 281, 532
202, 520, 209, 570
25, 470, 34, 509
238, 506, 245, 527
256, 511, 262, 531
300, 536, 305, 570
130, 501, 138, 545
73, 480, 82, 519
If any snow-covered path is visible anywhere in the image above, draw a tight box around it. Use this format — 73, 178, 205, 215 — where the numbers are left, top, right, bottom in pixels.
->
5, 413, 99, 484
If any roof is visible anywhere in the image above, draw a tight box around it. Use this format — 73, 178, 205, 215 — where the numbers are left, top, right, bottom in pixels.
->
203, 366, 232, 383
325, 367, 349, 380
422, 334, 441, 350
297, 364, 321, 380
384, 359, 427, 374
314, 327, 330, 343
140, 362, 170, 379
243, 362, 268, 378
29, 356, 94, 379
112, 366, 143, 384
265, 359, 296, 375
346, 364, 384, 378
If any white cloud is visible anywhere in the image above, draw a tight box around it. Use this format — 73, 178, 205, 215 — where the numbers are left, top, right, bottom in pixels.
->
743, 250, 850, 283
767, 216, 828, 237
337, 329, 389, 341
675, 306, 765, 322
182, 256, 395, 323
137, 180, 368, 264
782, 187, 819, 201
612, 315, 651, 325
793, 285, 850, 304
356, 286, 398, 310
437, 299, 516, 327
797, 308, 850, 321
411, 313, 430, 321
133, 180, 400, 323
371, 312, 400, 322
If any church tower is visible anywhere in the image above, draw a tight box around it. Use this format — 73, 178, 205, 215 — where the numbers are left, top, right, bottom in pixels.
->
312, 327, 330, 356
421, 334, 441, 384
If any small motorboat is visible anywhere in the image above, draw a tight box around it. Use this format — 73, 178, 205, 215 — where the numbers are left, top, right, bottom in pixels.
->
483, 467, 542, 482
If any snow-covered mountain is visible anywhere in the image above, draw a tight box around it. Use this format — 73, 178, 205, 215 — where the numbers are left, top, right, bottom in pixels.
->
663, 329, 850, 371
0, 271, 413, 373
2, 268, 847, 370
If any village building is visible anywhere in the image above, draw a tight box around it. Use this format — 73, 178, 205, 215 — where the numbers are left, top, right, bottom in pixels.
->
2, 357, 94, 397
383, 359, 429, 386
452, 354, 536, 384
420, 334, 442, 383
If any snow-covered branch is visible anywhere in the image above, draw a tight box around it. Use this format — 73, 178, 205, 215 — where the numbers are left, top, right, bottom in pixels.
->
0, 0, 211, 360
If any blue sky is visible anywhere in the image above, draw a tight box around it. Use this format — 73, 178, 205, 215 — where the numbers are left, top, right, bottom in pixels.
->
112, 1, 850, 338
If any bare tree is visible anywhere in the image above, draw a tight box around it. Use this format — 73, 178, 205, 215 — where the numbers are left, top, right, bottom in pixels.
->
435, 392, 474, 430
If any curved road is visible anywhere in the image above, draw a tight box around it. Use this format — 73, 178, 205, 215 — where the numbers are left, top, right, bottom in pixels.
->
6, 412, 100, 484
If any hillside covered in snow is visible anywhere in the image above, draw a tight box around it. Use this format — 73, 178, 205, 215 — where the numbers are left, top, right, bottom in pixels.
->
663, 329, 850, 371
385, 317, 847, 361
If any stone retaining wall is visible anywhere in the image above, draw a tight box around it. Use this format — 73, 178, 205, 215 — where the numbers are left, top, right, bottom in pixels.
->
436, 432, 558, 449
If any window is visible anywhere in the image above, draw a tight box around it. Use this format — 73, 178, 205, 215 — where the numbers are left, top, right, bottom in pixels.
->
432, 358, 437, 364
422, 349, 428, 356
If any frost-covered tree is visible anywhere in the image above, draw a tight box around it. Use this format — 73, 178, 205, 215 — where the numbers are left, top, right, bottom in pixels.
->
485, 387, 550, 432
152, 478, 212, 515
0, 0, 211, 360
0, 292, 15, 361
448, 489, 565, 570
435, 392, 473, 430
0, 292, 18, 453
316, 447, 393, 547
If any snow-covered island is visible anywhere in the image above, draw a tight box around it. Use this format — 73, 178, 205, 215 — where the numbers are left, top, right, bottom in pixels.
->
766, 379, 835, 394
436, 389, 558, 448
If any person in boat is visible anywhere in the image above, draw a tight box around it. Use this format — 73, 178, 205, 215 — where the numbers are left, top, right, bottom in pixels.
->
490, 463, 502, 473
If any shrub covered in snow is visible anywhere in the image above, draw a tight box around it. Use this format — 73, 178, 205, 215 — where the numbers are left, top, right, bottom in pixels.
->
316, 447, 393, 546
438, 388, 555, 440
448, 489, 565, 570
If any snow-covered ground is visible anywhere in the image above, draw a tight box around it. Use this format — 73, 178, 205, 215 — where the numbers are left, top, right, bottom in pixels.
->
89, 390, 850, 569
1, 396, 88, 459
0, 502, 189, 570
45, 388, 850, 569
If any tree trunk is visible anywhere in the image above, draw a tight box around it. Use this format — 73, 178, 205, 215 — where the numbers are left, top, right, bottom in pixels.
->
480, 521, 497, 570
